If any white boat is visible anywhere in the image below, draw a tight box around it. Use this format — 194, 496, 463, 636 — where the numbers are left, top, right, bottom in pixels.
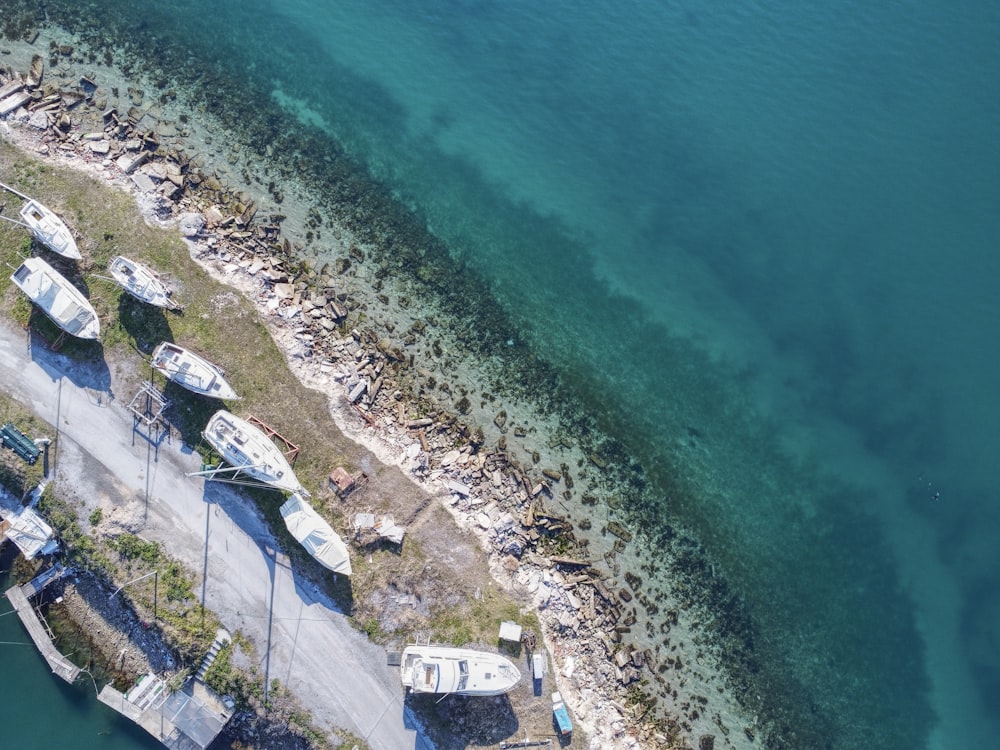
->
400, 645, 522, 696
19, 199, 81, 259
202, 409, 307, 495
151, 342, 239, 400
0, 501, 59, 560
10, 257, 100, 339
279, 493, 351, 575
108, 255, 179, 309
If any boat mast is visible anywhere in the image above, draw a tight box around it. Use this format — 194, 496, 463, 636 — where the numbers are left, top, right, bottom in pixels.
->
0, 179, 31, 201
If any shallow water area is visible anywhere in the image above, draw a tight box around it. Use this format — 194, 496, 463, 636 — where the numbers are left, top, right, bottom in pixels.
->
2, 1, 999, 748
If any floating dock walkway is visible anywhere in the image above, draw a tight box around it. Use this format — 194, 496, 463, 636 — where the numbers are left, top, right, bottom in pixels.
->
4, 566, 81, 684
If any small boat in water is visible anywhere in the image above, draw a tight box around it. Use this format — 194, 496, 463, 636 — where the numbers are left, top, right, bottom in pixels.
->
150, 342, 239, 400
280, 493, 352, 575
108, 255, 179, 309
19, 198, 81, 259
202, 409, 307, 495
10, 257, 99, 339
400, 645, 522, 696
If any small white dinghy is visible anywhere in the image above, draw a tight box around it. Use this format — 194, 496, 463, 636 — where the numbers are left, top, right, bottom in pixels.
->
108, 255, 179, 309
19, 199, 81, 259
202, 410, 307, 495
10, 257, 99, 339
280, 493, 352, 575
400, 645, 522, 696
151, 342, 239, 400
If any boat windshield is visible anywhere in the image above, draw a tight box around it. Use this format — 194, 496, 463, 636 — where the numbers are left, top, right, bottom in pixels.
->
456, 660, 469, 692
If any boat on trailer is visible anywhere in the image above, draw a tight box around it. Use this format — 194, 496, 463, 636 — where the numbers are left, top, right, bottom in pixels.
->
108, 255, 179, 309
150, 342, 239, 400
19, 198, 81, 259
280, 493, 352, 575
400, 644, 522, 696
202, 409, 307, 495
10, 257, 99, 339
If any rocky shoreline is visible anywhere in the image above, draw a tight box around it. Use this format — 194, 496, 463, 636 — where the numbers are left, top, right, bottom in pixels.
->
1, 33, 767, 750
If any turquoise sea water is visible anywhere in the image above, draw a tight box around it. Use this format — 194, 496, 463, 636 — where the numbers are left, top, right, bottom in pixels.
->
3, 1, 999, 747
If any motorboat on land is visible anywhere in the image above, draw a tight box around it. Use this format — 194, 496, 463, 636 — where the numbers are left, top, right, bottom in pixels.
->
10, 257, 99, 339
202, 410, 307, 495
279, 493, 351, 575
150, 342, 239, 400
108, 255, 179, 309
19, 198, 81, 259
400, 645, 522, 696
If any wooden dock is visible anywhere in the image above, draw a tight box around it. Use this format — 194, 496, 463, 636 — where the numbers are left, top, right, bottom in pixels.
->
98, 677, 232, 750
5, 582, 81, 684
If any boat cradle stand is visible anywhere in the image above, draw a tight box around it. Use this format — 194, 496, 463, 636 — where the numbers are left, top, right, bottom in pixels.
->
128, 381, 171, 451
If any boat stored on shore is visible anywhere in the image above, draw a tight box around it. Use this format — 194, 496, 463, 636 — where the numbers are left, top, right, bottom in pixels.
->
202, 410, 307, 495
18, 198, 81, 259
108, 255, 180, 309
280, 493, 352, 575
10, 257, 99, 339
400, 644, 522, 696
151, 342, 239, 400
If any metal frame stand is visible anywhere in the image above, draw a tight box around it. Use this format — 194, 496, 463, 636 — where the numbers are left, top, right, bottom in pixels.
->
128, 381, 171, 452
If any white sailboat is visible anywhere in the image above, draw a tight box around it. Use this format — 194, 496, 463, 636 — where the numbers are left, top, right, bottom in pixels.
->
0, 181, 80, 259
10, 257, 99, 339
202, 410, 307, 495
151, 342, 239, 400
18, 198, 81, 259
108, 255, 179, 309
400, 645, 522, 696
279, 493, 352, 575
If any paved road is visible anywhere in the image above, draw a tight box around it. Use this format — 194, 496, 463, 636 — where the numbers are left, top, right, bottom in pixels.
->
0, 320, 432, 750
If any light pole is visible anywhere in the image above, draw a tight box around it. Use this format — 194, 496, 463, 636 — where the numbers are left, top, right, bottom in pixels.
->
109, 569, 158, 622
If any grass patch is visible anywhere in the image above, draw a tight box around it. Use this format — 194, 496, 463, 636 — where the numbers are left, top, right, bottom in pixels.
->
428, 584, 539, 647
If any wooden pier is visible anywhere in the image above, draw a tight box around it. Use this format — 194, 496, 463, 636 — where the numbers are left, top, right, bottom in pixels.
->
5, 578, 81, 684
98, 676, 232, 750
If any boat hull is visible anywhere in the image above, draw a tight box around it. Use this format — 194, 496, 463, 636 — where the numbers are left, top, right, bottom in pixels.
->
20, 199, 81, 259
10, 257, 99, 339
202, 410, 305, 495
400, 645, 522, 696
109, 255, 177, 309
279, 494, 351, 575
151, 342, 239, 400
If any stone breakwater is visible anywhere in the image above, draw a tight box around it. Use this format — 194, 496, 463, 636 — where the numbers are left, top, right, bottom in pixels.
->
49, 571, 175, 683
1, 48, 760, 750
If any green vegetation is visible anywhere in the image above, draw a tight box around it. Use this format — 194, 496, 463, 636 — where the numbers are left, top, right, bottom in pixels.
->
109, 532, 161, 563
202, 638, 264, 709
428, 585, 538, 648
